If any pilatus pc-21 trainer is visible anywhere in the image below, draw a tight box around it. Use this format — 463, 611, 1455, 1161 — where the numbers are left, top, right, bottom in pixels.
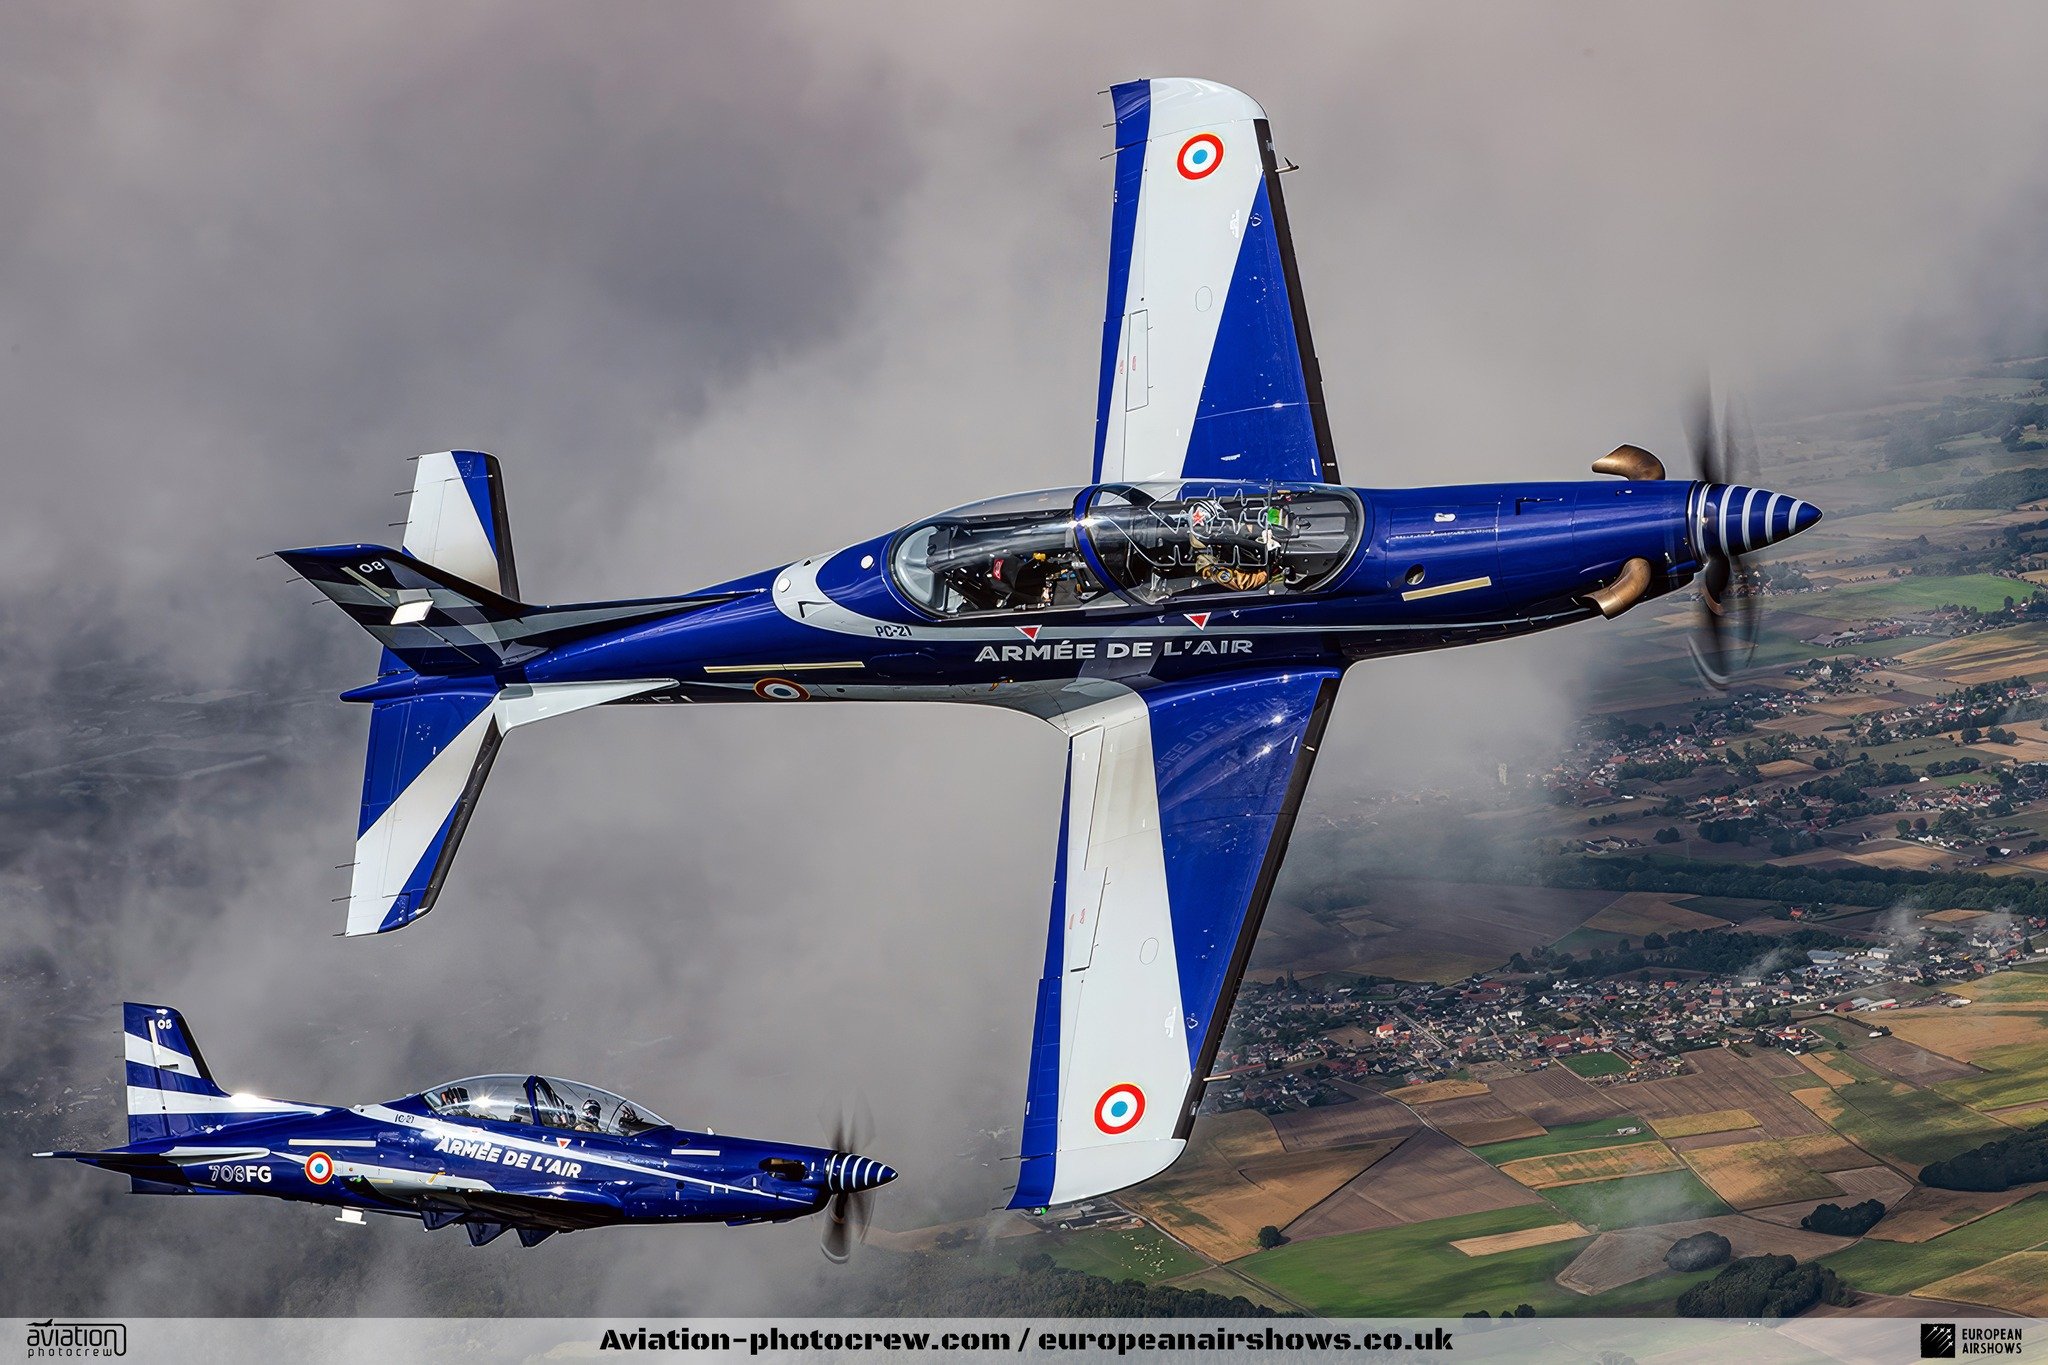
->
280, 78, 1820, 1211
37, 1005, 896, 1255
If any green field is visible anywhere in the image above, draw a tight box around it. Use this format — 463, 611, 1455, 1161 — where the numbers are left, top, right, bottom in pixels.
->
1235, 1205, 1591, 1317
1034, 1223, 1205, 1282
1960, 972, 2048, 1003
1670, 896, 1782, 921
1474, 1116, 1657, 1165
1158, 1266, 1296, 1311
1552, 927, 1629, 957
1821, 1196, 2048, 1295
1539, 1169, 1732, 1230
1561, 1052, 1630, 1079
1799, 574, 2027, 621
1938, 1042, 2048, 1111
1825, 1078, 2012, 1168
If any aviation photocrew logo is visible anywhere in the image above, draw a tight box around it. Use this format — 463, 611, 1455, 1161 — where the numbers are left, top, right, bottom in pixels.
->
26, 1319, 126, 1358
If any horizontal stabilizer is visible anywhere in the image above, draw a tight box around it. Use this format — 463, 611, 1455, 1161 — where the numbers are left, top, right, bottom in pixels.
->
347, 678, 673, 935
277, 544, 729, 678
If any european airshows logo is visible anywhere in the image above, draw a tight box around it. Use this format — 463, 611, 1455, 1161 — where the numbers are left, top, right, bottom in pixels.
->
26, 1319, 127, 1358
1923, 1322, 2028, 1357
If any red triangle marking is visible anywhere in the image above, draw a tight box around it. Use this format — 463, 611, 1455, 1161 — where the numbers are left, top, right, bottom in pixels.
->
1017, 625, 1041, 640
556, 1137, 570, 1148
1185, 613, 1210, 630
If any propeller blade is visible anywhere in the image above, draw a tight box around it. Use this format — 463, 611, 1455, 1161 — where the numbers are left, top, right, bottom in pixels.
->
1685, 379, 1719, 484
821, 1193, 856, 1263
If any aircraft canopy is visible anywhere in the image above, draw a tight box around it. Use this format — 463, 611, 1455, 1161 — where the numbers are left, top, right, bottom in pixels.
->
890, 481, 1361, 616
421, 1074, 667, 1137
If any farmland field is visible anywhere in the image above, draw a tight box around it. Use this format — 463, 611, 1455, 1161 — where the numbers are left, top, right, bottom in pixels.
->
1237, 1205, 1591, 1317
1120, 1110, 1397, 1261
1650, 1109, 1759, 1139
1486, 1069, 1623, 1126
1798, 574, 2030, 620
1917, 1251, 2048, 1315
1937, 1041, 2048, 1111
1312, 880, 1623, 983
1474, 1117, 1656, 1165
1878, 1001, 2048, 1064
1500, 1142, 1682, 1189
1823, 1078, 2012, 1167
1560, 1052, 1629, 1079
1281, 1129, 1545, 1242
1036, 1223, 1205, 1282
1583, 893, 1732, 936
1451, 1222, 1590, 1256
1539, 1170, 1733, 1230
1391, 1078, 1490, 1106
1823, 1196, 2048, 1294
1681, 1138, 1849, 1208
1867, 1184, 2048, 1243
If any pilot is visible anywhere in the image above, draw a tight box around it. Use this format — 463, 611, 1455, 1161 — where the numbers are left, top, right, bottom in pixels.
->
1190, 501, 1287, 592
576, 1099, 603, 1133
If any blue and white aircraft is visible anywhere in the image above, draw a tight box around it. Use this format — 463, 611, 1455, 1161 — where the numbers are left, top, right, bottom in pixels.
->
36, 1004, 896, 1253
278, 78, 1820, 1211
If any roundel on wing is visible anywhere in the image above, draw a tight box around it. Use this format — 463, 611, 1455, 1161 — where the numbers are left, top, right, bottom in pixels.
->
753, 677, 811, 701
1176, 134, 1224, 180
304, 1151, 335, 1184
1093, 1083, 1146, 1135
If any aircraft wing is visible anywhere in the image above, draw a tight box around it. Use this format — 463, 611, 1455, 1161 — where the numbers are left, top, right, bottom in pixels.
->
1091, 78, 1338, 488
418, 1185, 623, 1232
1011, 667, 1340, 1209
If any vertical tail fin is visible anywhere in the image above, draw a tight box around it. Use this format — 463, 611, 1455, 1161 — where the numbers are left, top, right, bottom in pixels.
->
404, 451, 518, 598
123, 1003, 319, 1141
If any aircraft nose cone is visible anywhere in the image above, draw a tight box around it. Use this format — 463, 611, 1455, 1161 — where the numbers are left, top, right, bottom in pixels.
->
1695, 484, 1822, 560
825, 1152, 897, 1193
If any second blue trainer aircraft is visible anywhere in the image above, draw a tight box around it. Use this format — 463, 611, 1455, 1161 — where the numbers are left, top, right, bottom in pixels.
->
278, 77, 1820, 1211
38, 1005, 895, 1253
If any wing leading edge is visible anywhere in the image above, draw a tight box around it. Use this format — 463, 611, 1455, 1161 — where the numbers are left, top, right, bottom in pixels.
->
1093, 77, 1338, 488
1011, 668, 1340, 1209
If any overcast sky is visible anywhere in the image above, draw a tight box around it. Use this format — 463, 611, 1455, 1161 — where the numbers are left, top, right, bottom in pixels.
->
6, 0, 2048, 1316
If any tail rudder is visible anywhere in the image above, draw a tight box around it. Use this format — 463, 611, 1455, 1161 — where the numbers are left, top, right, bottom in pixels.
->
404, 450, 518, 598
121, 1004, 319, 1141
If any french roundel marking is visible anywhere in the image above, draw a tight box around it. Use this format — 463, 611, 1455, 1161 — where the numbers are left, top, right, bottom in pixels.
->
1094, 1083, 1146, 1134
304, 1151, 334, 1184
753, 677, 811, 701
1176, 133, 1223, 180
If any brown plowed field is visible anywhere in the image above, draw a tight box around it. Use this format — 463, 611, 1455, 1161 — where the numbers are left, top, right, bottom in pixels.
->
1557, 1215, 1852, 1295
1281, 1129, 1544, 1241
1487, 1067, 1624, 1126
1618, 1050, 1831, 1138
1269, 1094, 1419, 1152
